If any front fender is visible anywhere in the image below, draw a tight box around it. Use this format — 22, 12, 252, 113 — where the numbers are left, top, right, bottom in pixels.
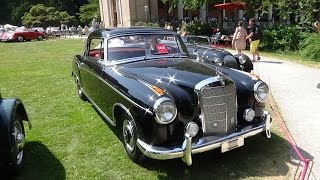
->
233, 54, 253, 72
0, 98, 30, 164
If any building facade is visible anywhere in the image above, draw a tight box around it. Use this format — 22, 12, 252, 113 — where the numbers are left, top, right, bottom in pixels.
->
99, 0, 159, 27
99, 0, 274, 28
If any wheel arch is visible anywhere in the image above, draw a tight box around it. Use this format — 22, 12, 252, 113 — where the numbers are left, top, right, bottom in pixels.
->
0, 98, 31, 129
113, 103, 134, 127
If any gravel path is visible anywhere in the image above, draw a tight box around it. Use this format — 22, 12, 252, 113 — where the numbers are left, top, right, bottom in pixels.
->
231, 50, 320, 179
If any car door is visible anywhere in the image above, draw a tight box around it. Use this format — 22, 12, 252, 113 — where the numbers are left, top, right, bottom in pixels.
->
80, 38, 104, 105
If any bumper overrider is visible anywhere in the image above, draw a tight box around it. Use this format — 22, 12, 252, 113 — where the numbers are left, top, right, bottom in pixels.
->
137, 111, 272, 166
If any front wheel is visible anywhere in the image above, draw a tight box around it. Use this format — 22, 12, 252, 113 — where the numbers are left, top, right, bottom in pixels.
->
11, 114, 25, 169
122, 118, 144, 162
37, 35, 43, 41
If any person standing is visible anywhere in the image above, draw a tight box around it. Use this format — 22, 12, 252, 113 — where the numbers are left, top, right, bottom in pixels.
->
232, 21, 247, 54
246, 18, 261, 61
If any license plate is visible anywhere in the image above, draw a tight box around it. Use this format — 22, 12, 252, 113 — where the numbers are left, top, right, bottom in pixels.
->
221, 136, 244, 153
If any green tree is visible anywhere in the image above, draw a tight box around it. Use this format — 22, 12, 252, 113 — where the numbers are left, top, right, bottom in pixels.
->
21, 4, 76, 27
240, 0, 319, 25
78, 0, 100, 24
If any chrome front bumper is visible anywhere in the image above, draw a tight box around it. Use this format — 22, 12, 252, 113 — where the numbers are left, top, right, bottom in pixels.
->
137, 111, 272, 166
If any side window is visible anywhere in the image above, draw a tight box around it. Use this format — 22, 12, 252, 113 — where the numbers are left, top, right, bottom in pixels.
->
88, 38, 104, 60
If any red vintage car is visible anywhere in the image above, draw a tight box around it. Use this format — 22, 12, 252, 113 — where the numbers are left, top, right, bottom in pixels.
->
0, 27, 45, 42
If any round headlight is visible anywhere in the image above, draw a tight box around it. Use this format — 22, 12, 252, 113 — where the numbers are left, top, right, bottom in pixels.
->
154, 98, 177, 124
239, 55, 246, 64
213, 57, 223, 66
254, 81, 269, 103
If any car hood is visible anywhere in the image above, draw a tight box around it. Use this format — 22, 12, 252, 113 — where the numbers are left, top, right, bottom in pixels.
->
121, 58, 223, 91
121, 57, 255, 95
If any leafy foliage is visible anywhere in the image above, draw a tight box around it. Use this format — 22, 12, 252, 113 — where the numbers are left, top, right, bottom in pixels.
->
77, 0, 100, 25
299, 33, 320, 61
183, 20, 217, 36
240, 0, 319, 25
259, 25, 310, 52
21, 4, 76, 27
134, 22, 160, 27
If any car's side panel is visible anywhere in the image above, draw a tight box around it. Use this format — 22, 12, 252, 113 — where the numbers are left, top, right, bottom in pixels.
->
79, 57, 103, 105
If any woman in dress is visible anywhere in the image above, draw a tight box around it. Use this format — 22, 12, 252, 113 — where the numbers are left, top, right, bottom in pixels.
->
232, 21, 247, 54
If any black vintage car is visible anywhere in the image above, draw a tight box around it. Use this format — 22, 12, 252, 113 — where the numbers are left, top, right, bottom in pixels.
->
181, 35, 253, 72
72, 28, 272, 165
0, 93, 31, 168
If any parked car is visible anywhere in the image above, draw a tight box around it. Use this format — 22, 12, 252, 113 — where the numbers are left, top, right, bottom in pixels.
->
0, 92, 31, 168
181, 35, 253, 72
0, 27, 45, 42
72, 28, 272, 165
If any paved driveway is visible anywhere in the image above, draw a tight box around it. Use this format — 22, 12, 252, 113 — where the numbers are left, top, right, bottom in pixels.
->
231, 51, 320, 179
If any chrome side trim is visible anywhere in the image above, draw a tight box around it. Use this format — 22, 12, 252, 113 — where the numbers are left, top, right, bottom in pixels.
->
82, 89, 115, 126
112, 103, 134, 126
194, 77, 220, 90
79, 66, 153, 115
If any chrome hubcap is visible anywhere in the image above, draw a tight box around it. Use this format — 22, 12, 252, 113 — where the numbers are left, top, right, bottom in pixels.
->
13, 121, 25, 165
123, 119, 135, 153
17, 36, 23, 41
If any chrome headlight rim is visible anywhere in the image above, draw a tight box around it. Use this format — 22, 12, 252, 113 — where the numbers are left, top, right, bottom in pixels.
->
212, 57, 223, 66
254, 81, 269, 103
154, 97, 177, 124
239, 55, 246, 64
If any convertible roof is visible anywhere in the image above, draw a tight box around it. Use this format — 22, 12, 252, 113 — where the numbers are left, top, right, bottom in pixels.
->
88, 27, 177, 38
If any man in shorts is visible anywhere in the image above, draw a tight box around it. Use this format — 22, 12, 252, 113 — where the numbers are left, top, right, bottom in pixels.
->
246, 18, 261, 62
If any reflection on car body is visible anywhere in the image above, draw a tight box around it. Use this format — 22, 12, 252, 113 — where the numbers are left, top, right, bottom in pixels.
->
72, 27, 272, 166
181, 35, 253, 72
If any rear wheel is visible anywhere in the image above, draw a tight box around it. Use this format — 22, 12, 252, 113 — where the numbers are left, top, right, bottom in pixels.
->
17, 36, 24, 42
11, 114, 25, 169
122, 117, 144, 162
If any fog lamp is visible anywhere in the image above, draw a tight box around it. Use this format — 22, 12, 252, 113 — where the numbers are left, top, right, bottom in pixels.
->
185, 122, 199, 137
243, 108, 255, 122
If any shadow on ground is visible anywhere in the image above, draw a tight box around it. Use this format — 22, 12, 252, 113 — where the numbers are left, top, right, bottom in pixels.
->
0, 141, 66, 180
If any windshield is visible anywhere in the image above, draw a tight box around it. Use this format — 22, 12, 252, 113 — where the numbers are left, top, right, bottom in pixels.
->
106, 34, 187, 60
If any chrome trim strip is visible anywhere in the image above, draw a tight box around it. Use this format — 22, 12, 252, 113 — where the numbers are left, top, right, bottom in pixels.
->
137, 122, 267, 161
194, 77, 220, 91
137, 112, 271, 165
112, 103, 135, 127
82, 90, 116, 126
79, 66, 153, 115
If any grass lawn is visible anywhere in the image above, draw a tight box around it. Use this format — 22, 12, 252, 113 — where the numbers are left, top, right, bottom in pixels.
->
0, 39, 294, 179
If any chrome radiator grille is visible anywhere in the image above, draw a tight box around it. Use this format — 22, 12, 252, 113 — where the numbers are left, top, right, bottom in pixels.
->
200, 84, 237, 135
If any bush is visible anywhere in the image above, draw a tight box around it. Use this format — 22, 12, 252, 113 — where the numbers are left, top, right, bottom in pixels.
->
299, 33, 320, 61
183, 20, 217, 36
135, 21, 160, 27
259, 25, 310, 52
